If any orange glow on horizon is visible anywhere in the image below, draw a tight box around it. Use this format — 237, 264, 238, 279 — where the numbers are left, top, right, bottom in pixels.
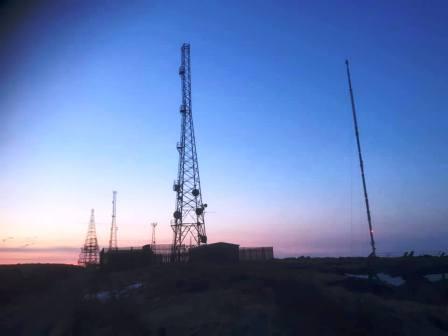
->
0, 249, 79, 265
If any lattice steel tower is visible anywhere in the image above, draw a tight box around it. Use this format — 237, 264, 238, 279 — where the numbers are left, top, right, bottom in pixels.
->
109, 191, 118, 250
172, 43, 207, 257
78, 209, 100, 266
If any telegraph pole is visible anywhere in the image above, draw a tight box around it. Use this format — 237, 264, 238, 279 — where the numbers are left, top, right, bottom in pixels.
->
345, 60, 377, 257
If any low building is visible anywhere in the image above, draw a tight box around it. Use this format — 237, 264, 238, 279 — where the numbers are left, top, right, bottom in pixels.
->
189, 242, 239, 263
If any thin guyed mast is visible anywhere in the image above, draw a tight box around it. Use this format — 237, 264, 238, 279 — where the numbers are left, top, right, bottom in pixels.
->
109, 191, 118, 250
345, 60, 377, 257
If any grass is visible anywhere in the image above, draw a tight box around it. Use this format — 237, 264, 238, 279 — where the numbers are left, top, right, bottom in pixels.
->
1, 258, 448, 335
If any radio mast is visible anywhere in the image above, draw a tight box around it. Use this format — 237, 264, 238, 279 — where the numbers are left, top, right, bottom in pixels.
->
108, 191, 118, 250
345, 60, 377, 257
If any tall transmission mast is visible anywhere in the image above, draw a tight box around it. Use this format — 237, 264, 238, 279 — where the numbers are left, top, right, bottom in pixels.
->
109, 191, 118, 250
345, 60, 377, 257
172, 43, 208, 259
78, 209, 100, 266
151, 222, 157, 245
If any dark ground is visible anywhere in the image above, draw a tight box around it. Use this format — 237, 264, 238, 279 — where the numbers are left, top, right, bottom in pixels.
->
1, 257, 448, 336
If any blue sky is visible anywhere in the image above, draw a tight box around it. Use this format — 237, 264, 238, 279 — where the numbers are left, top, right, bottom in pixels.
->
0, 0, 447, 261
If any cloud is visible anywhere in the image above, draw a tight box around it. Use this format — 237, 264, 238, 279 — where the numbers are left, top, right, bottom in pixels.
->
0, 246, 79, 253
1, 237, 14, 243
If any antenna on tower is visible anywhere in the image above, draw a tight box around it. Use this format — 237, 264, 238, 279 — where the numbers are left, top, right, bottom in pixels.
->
109, 191, 118, 250
172, 43, 208, 261
151, 222, 157, 245
345, 60, 377, 257
78, 209, 100, 266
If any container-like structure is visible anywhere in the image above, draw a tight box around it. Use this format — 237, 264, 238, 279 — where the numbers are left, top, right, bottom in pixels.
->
190, 242, 240, 264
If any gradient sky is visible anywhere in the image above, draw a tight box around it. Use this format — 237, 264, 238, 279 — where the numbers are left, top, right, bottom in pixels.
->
1, 0, 447, 263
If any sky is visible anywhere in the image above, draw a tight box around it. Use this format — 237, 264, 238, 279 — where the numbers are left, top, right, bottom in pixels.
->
0, 0, 447, 264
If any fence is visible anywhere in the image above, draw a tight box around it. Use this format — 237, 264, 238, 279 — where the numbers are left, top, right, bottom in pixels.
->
149, 244, 189, 263
101, 244, 275, 267
239, 247, 274, 261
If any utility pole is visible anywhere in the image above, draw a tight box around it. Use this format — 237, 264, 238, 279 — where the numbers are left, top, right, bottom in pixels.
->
78, 209, 100, 266
109, 191, 118, 250
172, 43, 208, 261
345, 60, 377, 257
151, 222, 157, 245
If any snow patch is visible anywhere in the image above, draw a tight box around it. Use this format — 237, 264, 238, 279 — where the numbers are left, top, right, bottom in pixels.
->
84, 282, 144, 302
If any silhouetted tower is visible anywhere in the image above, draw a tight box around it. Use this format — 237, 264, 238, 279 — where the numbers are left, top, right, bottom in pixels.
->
151, 222, 157, 245
78, 209, 100, 266
109, 191, 118, 250
345, 60, 377, 257
172, 43, 207, 259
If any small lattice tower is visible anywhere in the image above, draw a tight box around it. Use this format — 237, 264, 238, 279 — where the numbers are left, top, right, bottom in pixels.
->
78, 209, 100, 266
151, 222, 158, 245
